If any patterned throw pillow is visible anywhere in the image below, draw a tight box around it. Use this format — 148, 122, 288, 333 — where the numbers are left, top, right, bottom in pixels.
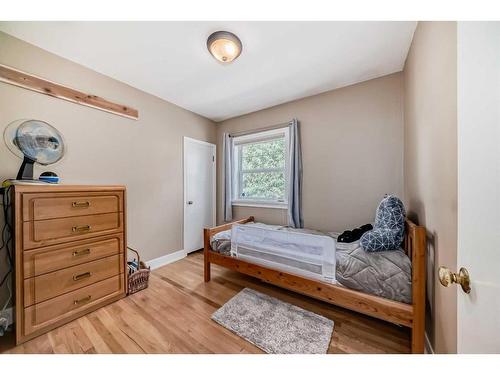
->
360, 195, 406, 252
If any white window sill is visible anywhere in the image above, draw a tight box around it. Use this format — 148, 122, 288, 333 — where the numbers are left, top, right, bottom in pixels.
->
232, 201, 288, 210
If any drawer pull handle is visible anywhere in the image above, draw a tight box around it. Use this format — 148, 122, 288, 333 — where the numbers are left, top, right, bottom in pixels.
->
72, 225, 91, 233
72, 201, 90, 208
73, 272, 92, 281
74, 295, 92, 305
72, 248, 91, 257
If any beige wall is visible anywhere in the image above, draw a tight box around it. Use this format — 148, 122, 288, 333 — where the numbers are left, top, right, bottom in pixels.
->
0, 32, 216, 306
403, 21, 458, 353
216, 73, 404, 232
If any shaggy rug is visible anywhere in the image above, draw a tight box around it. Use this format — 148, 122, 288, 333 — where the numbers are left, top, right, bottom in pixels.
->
211, 288, 334, 354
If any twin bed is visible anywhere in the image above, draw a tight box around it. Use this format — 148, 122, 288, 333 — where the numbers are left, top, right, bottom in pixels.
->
203, 216, 426, 353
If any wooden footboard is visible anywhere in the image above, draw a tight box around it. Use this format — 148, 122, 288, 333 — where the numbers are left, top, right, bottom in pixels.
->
203, 216, 254, 282
204, 217, 426, 354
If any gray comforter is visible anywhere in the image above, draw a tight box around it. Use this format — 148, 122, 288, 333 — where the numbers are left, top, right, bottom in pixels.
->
211, 223, 412, 304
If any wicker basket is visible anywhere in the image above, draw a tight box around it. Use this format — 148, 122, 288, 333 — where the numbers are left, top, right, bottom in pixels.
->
127, 247, 150, 295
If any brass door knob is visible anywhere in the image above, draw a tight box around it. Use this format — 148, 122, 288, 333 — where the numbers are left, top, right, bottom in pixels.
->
438, 266, 471, 294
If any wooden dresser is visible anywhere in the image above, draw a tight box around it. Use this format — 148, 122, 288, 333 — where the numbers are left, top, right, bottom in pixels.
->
12, 185, 127, 344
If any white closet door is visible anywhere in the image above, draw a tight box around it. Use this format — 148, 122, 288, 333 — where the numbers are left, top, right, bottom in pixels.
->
456, 22, 500, 353
184, 137, 216, 253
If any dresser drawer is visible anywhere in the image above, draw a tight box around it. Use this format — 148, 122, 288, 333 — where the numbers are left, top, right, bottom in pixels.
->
24, 254, 124, 306
22, 191, 123, 221
23, 212, 123, 249
23, 235, 124, 279
23, 275, 124, 336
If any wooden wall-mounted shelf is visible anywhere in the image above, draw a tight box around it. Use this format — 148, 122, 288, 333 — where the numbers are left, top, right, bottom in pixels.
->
0, 64, 139, 120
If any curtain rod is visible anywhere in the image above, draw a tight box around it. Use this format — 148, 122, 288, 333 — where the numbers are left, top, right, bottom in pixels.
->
228, 120, 292, 138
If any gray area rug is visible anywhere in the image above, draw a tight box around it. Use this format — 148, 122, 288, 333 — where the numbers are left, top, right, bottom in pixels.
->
211, 288, 334, 354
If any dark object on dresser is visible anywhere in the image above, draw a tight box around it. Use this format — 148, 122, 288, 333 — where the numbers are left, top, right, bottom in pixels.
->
39, 171, 60, 184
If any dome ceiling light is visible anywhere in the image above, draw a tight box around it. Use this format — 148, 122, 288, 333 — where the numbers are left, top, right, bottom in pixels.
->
207, 31, 242, 63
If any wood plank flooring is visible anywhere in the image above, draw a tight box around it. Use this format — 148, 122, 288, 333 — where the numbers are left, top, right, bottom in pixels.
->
0, 251, 410, 354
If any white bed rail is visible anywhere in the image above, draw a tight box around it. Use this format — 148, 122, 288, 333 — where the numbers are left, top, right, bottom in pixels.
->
230, 224, 337, 283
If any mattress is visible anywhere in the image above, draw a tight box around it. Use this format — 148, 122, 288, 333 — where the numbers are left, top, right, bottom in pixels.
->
211, 223, 412, 304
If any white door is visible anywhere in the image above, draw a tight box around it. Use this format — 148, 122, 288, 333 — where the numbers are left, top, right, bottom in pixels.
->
184, 137, 216, 253
456, 22, 500, 353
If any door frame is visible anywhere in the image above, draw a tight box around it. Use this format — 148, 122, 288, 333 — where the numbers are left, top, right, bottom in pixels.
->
183, 136, 216, 253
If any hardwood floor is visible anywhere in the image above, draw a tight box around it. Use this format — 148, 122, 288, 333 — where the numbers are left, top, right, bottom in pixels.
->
1, 251, 410, 354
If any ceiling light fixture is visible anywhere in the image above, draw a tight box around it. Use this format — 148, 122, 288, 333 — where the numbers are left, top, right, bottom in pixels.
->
207, 31, 242, 63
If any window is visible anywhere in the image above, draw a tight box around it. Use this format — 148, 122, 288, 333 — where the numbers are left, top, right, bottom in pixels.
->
232, 127, 289, 208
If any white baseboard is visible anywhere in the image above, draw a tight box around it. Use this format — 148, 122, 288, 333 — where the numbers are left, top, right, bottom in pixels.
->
145, 249, 187, 270
424, 332, 434, 354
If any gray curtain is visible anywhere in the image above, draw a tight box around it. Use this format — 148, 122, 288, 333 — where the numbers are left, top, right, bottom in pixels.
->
223, 133, 233, 222
288, 119, 303, 228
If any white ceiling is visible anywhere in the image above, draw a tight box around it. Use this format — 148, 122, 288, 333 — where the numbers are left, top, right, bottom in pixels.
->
0, 21, 416, 122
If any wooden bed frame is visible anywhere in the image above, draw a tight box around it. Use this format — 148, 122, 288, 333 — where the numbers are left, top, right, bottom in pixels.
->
204, 216, 426, 354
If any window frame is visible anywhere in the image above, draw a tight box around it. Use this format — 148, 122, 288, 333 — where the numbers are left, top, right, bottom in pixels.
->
231, 127, 289, 209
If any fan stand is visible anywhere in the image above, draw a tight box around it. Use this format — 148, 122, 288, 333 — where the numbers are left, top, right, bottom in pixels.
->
16, 156, 35, 180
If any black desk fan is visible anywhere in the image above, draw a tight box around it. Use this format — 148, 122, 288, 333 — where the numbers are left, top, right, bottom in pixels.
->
3, 119, 65, 182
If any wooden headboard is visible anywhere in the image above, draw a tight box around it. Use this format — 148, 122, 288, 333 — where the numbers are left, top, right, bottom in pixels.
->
404, 219, 426, 263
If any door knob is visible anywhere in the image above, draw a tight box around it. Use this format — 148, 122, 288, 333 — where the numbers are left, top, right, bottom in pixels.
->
438, 266, 471, 294
187, 201, 193, 205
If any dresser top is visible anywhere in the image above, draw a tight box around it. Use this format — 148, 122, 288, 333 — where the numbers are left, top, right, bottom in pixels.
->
12, 184, 126, 193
